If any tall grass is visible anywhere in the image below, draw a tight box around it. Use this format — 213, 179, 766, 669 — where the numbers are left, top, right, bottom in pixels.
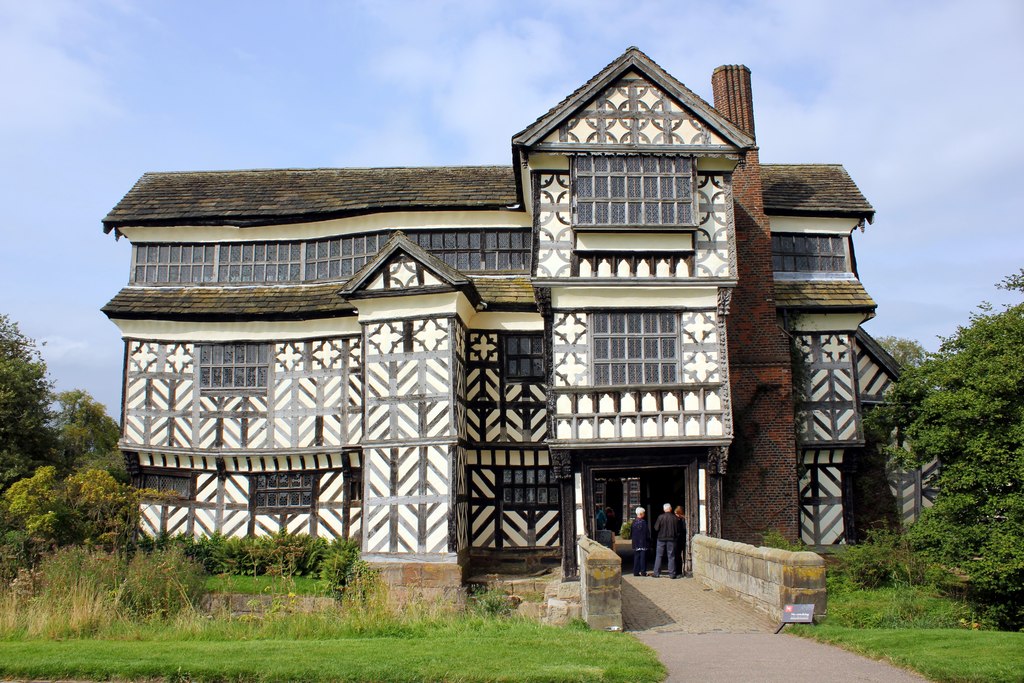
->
0, 546, 206, 639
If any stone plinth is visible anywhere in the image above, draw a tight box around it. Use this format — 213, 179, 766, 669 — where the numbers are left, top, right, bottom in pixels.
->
691, 534, 826, 622
578, 537, 622, 630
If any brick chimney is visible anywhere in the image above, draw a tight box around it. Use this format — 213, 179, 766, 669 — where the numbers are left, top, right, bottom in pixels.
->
712, 65, 755, 139
711, 64, 799, 545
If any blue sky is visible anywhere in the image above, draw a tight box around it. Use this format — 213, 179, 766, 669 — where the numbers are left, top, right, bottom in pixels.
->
1, 0, 1022, 415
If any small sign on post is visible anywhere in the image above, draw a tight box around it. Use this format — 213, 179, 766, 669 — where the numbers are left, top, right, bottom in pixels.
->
775, 603, 815, 633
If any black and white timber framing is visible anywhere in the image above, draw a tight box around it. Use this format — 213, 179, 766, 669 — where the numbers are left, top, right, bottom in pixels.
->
105, 47, 903, 580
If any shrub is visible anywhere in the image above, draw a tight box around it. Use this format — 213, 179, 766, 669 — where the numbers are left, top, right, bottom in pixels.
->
468, 586, 517, 618
832, 528, 938, 590
619, 521, 631, 539
761, 529, 804, 552
319, 538, 378, 599
121, 546, 206, 617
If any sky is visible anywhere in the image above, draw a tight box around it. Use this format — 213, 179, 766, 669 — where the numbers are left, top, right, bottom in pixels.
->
1, 0, 1022, 417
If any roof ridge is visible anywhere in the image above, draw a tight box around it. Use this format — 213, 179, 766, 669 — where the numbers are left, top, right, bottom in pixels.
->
141, 165, 514, 176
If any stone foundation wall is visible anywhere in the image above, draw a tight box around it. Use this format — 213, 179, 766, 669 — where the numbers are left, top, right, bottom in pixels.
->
372, 561, 467, 606
691, 534, 825, 622
577, 537, 622, 630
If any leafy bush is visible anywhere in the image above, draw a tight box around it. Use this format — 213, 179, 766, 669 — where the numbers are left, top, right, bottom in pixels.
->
121, 546, 206, 617
139, 531, 328, 578
619, 521, 631, 539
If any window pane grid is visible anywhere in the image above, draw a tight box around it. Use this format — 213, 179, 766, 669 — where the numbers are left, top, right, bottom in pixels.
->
134, 244, 215, 284
591, 312, 679, 385
501, 467, 558, 508
504, 334, 545, 380
575, 155, 695, 227
411, 229, 530, 272
198, 343, 269, 390
771, 234, 847, 273
131, 228, 532, 284
253, 473, 314, 510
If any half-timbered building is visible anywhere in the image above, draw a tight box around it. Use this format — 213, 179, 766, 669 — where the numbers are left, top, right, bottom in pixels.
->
102, 48, 896, 582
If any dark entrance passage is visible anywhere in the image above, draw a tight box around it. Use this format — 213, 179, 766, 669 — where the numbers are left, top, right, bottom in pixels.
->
592, 466, 687, 536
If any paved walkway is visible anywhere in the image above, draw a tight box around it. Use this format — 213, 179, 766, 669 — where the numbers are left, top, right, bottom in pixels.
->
617, 545, 929, 682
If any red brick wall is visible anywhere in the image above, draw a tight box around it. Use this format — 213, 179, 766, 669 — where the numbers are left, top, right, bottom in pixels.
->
713, 66, 798, 544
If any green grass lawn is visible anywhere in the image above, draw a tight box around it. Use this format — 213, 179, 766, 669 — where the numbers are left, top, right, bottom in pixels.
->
0, 620, 665, 683
792, 625, 1024, 683
205, 572, 325, 595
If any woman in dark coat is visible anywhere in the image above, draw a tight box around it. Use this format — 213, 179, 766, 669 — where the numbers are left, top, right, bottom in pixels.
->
630, 507, 650, 577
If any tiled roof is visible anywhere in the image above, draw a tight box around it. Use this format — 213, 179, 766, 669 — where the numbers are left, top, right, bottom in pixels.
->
101, 284, 355, 320
761, 165, 874, 220
103, 276, 536, 320
103, 166, 519, 230
774, 279, 876, 310
470, 277, 536, 307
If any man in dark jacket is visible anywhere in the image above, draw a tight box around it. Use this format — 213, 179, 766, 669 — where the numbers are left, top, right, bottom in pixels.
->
630, 507, 650, 576
652, 503, 679, 578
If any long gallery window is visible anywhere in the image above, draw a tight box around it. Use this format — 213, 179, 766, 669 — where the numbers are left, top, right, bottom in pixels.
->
772, 234, 848, 273
198, 343, 269, 390
131, 228, 531, 284
592, 312, 679, 385
574, 154, 696, 227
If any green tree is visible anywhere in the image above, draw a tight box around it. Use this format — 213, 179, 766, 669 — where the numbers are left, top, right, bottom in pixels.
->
884, 270, 1024, 629
0, 314, 56, 490
2, 466, 142, 552
53, 389, 123, 479
875, 335, 928, 369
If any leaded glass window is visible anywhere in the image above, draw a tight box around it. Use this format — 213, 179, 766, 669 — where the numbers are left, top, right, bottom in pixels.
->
305, 233, 387, 280
410, 229, 530, 271
501, 468, 558, 508
592, 312, 679, 385
252, 473, 314, 511
141, 473, 191, 497
504, 334, 544, 380
574, 155, 696, 227
218, 242, 302, 283
129, 228, 532, 285
198, 343, 269, 390
134, 244, 216, 284
771, 234, 848, 273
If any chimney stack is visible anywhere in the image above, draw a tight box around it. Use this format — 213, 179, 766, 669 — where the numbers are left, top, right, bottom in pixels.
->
712, 65, 755, 139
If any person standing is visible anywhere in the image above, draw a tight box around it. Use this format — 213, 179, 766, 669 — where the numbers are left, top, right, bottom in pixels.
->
630, 507, 650, 577
652, 503, 679, 578
595, 504, 607, 532
674, 505, 687, 577
605, 506, 618, 539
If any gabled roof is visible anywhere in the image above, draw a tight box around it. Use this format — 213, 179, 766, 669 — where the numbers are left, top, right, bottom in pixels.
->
103, 166, 518, 231
340, 231, 480, 306
761, 165, 874, 222
512, 47, 754, 150
855, 328, 902, 377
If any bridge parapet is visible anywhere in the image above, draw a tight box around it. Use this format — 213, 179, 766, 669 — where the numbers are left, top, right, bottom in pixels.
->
691, 534, 826, 622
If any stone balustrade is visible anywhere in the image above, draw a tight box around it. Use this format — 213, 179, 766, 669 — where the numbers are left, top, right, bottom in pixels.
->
691, 534, 826, 622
